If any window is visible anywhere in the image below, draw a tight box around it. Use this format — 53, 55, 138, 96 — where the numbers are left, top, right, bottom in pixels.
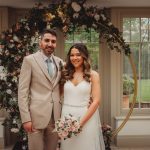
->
65, 28, 99, 71
123, 17, 150, 109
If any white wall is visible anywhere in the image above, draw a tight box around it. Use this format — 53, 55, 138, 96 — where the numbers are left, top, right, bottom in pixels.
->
115, 116, 150, 147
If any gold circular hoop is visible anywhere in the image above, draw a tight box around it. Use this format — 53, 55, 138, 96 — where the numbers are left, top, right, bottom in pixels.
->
112, 53, 138, 137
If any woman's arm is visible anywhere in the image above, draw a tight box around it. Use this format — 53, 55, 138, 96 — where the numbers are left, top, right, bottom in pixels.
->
80, 70, 101, 127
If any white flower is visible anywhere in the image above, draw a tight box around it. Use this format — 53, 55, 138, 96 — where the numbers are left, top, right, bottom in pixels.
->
8, 43, 15, 48
24, 35, 27, 39
94, 14, 100, 21
23, 136, 27, 141
6, 89, 12, 95
0, 72, 7, 81
101, 14, 106, 21
8, 83, 12, 87
12, 76, 18, 83
35, 32, 39, 36
13, 35, 19, 42
83, 3, 87, 8
108, 22, 113, 26
11, 128, 19, 133
92, 23, 97, 28
71, 2, 81, 12
109, 34, 113, 38
5, 50, 9, 56
0, 45, 4, 52
13, 119, 17, 124
73, 13, 79, 18
81, 25, 87, 29
22, 146, 26, 150
47, 23, 51, 29
25, 25, 30, 31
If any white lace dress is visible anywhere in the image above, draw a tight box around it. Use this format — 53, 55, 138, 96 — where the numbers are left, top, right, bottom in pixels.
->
60, 80, 105, 150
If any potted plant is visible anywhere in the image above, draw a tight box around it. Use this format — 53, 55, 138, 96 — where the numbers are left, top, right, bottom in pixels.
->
122, 74, 134, 108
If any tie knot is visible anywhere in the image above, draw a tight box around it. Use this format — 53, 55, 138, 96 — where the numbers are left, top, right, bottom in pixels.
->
46, 58, 52, 63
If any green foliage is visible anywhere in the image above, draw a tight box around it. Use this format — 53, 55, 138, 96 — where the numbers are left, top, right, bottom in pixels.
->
123, 74, 134, 95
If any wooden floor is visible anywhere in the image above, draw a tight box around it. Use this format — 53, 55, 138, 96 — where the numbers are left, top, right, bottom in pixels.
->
111, 145, 150, 150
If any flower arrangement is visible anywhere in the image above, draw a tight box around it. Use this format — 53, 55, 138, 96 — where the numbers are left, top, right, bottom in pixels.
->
53, 114, 82, 140
102, 124, 112, 150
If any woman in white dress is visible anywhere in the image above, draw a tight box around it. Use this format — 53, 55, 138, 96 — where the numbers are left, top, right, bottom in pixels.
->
60, 43, 105, 150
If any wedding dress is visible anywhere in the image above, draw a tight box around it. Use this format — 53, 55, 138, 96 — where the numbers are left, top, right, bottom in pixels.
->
60, 80, 105, 150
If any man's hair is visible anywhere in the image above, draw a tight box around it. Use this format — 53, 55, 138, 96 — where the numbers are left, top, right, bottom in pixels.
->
40, 28, 57, 39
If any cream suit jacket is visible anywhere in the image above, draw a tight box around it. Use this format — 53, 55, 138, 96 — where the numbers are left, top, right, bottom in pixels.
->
18, 51, 63, 129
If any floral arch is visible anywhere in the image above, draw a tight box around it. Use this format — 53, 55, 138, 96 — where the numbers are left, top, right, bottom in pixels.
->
0, 0, 136, 149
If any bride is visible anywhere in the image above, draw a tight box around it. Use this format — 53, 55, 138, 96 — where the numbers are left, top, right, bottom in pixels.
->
60, 43, 105, 150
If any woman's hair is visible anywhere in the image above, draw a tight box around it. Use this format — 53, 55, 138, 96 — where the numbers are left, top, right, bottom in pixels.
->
60, 43, 91, 87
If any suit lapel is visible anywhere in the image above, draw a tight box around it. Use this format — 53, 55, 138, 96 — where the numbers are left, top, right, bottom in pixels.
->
33, 51, 53, 84
52, 56, 62, 88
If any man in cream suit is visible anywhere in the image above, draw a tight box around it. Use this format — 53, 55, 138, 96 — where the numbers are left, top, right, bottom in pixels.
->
18, 29, 63, 150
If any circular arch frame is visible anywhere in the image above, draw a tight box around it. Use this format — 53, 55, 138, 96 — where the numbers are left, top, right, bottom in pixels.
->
112, 54, 138, 137
0, 0, 138, 141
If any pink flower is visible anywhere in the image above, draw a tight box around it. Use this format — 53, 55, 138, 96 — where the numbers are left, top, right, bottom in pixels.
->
71, 2, 81, 12
53, 114, 81, 139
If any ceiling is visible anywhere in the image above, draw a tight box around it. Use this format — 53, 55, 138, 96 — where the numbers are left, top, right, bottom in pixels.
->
0, 0, 150, 8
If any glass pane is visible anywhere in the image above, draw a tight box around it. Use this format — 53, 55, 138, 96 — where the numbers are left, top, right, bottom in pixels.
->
65, 34, 74, 43
140, 43, 150, 107
141, 18, 149, 42
131, 18, 140, 42
90, 29, 99, 42
87, 43, 99, 70
74, 30, 89, 43
123, 18, 131, 42
123, 43, 139, 76
65, 29, 99, 71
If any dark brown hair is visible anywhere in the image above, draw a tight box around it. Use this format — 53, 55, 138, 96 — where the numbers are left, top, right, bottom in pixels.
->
60, 43, 91, 87
40, 28, 57, 39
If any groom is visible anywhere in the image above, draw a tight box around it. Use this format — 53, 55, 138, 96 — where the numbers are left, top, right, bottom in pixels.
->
18, 29, 63, 150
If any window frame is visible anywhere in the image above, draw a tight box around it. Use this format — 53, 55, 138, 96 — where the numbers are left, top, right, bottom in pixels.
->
111, 8, 150, 116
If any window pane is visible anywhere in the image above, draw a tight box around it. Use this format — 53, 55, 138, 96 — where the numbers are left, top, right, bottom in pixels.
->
140, 43, 150, 105
131, 18, 140, 42
141, 18, 149, 42
123, 18, 131, 42
65, 29, 99, 71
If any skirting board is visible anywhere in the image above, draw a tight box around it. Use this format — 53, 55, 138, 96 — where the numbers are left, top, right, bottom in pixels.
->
115, 135, 150, 147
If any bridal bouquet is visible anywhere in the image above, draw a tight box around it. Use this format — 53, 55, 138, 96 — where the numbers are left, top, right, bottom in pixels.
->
53, 114, 82, 140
